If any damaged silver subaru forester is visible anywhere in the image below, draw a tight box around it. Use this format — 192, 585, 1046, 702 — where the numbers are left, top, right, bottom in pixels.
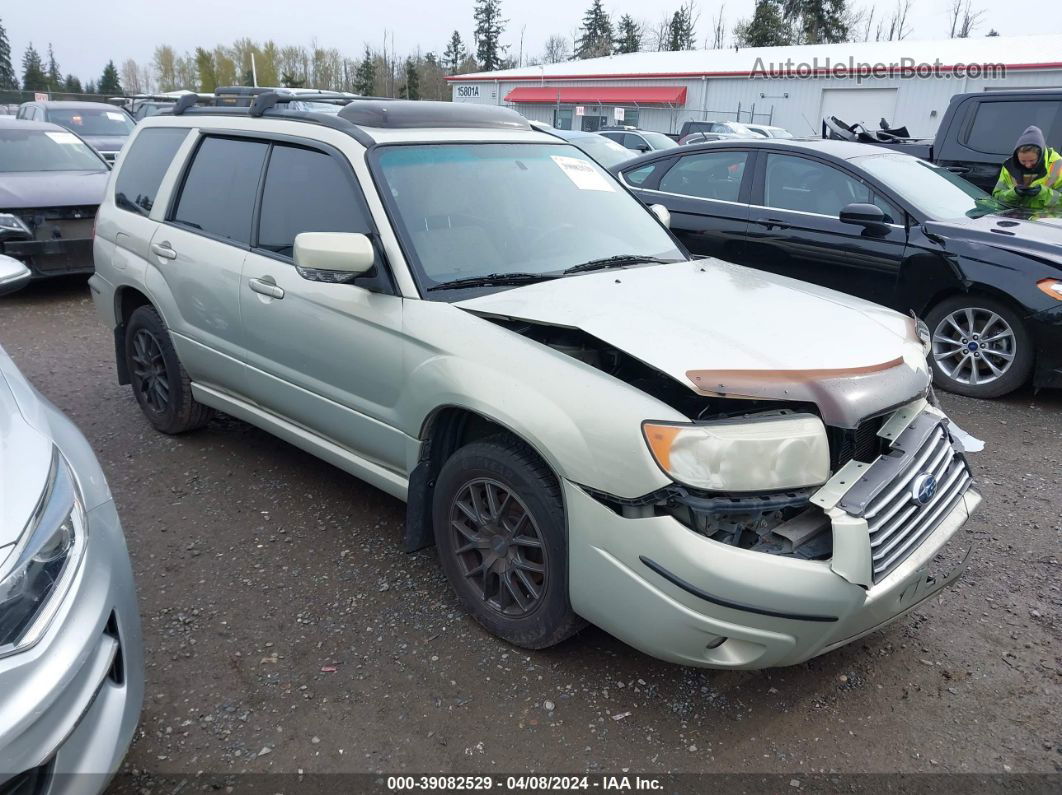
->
90, 96, 981, 669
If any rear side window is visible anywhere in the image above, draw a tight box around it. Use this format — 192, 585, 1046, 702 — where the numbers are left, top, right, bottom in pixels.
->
115, 127, 188, 216
256, 145, 371, 258
659, 151, 748, 201
173, 136, 268, 245
965, 100, 1062, 155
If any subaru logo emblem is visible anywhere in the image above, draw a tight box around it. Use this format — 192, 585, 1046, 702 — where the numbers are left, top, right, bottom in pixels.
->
911, 473, 937, 506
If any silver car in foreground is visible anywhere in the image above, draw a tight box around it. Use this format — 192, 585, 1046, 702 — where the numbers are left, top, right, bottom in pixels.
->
90, 97, 981, 669
0, 258, 143, 792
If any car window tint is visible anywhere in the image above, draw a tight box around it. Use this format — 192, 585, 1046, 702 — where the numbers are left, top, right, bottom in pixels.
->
965, 100, 1062, 155
115, 128, 189, 216
763, 154, 874, 217
659, 151, 748, 201
257, 145, 370, 258
623, 164, 656, 186
871, 193, 901, 224
173, 137, 268, 244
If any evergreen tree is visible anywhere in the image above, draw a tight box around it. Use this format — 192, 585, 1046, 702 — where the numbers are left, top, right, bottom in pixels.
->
194, 47, 216, 92
667, 4, 697, 51
354, 47, 376, 95
84, 79, 96, 94
401, 57, 420, 100
734, 0, 792, 47
614, 15, 642, 54
280, 71, 305, 88
21, 43, 47, 91
45, 43, 61, 91
62, 74, 83, 93
473, 0, 507, 71
784, 0, 848, 44
576, 0, 613, 59
443, 31, 466, 74
0, 19, 17, 90
98, 60, 122, 94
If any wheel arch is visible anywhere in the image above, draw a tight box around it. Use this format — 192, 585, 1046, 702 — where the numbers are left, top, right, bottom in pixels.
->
403, 404, 561, 554
112, 285, 159, 385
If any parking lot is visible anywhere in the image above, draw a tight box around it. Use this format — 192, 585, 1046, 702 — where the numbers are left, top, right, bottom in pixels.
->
1, 277, 1059, 783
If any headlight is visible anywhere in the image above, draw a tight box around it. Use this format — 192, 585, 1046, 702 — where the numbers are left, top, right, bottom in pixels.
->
0, 449, 86, 658
1037, 278, 1062, 300
642, 414, 831, 492
0, 213, 31, 236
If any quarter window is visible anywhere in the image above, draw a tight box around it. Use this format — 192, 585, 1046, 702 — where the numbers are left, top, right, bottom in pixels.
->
173, 136, 268, 245
965, 100, 1062, 156
659, 151, 748, 201
114, 128, 189, 216
256, 145, 372, 258
763, 154, 877, 218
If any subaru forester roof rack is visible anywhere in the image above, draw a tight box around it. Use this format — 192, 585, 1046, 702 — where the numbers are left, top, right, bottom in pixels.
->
171, 93, 199, 115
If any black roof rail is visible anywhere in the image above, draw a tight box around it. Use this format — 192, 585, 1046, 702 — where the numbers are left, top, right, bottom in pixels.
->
337, 100, 529, 130
171, 93, 200, 115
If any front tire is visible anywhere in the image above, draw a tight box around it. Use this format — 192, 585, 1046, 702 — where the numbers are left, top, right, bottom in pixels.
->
925, 296, 1033, 399
125, 305, 214, 434
432, 436, 583, 649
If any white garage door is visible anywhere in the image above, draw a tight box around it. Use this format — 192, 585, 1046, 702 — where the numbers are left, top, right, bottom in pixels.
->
820, 88, 899, 128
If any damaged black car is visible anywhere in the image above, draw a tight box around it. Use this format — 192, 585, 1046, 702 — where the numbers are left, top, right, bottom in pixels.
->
0, 117, 109, 285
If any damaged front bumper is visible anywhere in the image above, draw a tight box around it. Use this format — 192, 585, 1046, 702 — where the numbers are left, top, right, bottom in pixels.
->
567, 403, 982, 669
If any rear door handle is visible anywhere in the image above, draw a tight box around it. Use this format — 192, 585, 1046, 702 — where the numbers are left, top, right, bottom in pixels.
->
150, 242, 177, 260
248, 277, 285, 300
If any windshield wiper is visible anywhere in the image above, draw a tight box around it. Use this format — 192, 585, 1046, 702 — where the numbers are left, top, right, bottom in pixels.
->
427, 272, 560, 292
562, 255, 677, 275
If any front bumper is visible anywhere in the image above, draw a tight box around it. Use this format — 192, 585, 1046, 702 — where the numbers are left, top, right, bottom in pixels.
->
566, 480, 980, 669
1030, 303, 1062, 389
1, 239, 94, 279
0, 498, 144, 793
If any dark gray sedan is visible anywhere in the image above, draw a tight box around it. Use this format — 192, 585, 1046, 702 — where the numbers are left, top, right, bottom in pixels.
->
0, 118, 109, 281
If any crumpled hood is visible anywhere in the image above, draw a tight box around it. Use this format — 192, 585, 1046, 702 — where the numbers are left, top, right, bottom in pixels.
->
457, 260, 930, 425
0, 361, 52, 549
0, 170, 108, 210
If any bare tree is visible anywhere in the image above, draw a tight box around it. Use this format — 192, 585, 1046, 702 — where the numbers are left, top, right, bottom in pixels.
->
542, 35, 571, 64
949, 0, 985, 38
647, 13, 673, 51
120, 58, 143, 94
709, 4, 727, 49
875, 0, 912, 41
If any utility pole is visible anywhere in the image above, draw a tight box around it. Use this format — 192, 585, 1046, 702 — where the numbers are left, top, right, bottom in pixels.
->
251, 52, 258, 87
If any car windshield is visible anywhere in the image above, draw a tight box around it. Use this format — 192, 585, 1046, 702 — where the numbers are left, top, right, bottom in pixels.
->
376, 143, 684, 295
0, 128, 106, 172
641, 131, 678, 149
726, 122, 756, 136
47, 106, 134, 136
855, 152, 1002, 219
569, 135, 633, 168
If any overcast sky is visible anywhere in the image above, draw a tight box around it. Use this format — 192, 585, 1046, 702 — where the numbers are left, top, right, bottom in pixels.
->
4, 0, 1059, 84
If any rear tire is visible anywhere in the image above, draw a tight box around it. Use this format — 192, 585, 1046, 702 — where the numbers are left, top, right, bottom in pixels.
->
432, 436, 584, 649
925, 295, 1033, 399
124, 305, 214, 434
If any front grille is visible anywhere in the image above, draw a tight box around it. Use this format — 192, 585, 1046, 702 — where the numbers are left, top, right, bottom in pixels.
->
863, 422, 971, 582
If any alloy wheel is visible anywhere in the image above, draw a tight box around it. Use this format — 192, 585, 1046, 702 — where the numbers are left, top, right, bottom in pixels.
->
931, 307, 1017, 387
130, 328, 170, 413
448, 477, 547, 618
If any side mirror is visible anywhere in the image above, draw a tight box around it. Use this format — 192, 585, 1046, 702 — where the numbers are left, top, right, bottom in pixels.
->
293, 232, 374, 280
650, 204, 671, 228
0, 255, 31, 296
839, 203, 886, 227
634, 143, 650, 152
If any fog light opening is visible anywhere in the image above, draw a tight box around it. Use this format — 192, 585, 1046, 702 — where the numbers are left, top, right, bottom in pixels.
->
706, 636, 727, 650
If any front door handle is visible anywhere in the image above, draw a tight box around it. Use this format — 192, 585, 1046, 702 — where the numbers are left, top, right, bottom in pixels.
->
248, 277, 285, 300
150, 241, 177, 260
945, 165, 970, 175
762, 217, 790, 230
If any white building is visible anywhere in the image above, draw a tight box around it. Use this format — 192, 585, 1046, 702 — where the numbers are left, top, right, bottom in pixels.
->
447, 33, 1062, 138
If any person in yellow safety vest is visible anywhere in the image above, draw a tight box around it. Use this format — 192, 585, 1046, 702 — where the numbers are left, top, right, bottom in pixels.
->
992, 125, 1062, 209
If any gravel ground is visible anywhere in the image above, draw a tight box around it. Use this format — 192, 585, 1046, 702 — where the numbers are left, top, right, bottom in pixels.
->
0, 278, 1059, 786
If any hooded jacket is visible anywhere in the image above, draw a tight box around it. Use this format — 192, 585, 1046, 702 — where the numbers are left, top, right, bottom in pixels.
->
993, 125, 1062, 209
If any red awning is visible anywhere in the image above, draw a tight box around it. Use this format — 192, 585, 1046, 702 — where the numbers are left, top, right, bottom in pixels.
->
504, 86, 687, 105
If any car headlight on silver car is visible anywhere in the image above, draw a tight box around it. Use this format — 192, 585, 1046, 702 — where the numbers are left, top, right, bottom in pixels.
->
642, 414, 831, 493
0, 213, 31, 236
0, 449, 87, 658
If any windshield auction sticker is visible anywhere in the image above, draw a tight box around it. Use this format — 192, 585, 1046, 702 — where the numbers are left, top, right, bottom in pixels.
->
45, 131, 81, 145
551, 155, 615, 192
